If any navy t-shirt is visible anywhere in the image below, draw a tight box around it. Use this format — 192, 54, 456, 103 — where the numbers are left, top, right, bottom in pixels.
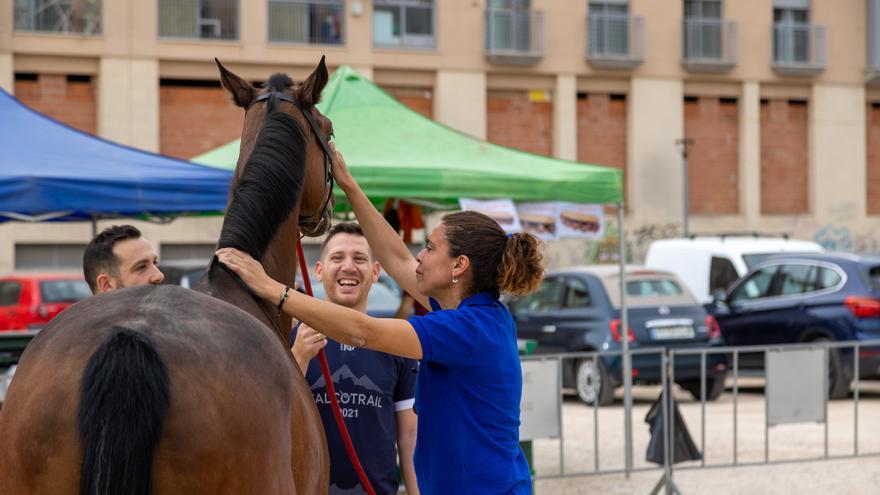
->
302, 335, 417, 495
407, 292, 532, 495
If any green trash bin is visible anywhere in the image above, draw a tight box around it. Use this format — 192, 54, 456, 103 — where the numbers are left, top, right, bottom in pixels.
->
518, 339, 537, 479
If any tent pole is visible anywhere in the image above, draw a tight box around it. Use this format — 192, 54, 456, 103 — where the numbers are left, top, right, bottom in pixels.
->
618, 202, 633, 478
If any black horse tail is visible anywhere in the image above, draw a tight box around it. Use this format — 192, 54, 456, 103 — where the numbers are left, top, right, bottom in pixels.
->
77, 328, 170, 495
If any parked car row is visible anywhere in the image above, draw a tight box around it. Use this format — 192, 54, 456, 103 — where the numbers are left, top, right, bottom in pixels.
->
514, 236, 880, 406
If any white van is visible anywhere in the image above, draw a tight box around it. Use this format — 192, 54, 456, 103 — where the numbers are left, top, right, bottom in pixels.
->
645, 236, 824, 304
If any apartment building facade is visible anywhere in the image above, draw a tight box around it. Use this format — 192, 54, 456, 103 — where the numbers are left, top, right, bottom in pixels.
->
1, 0, 879, 272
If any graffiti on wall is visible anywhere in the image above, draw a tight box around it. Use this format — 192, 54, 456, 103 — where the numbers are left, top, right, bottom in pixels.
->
813, 224, 880, 253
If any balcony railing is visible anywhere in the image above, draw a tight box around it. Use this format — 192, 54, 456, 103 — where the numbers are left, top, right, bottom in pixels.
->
867, 0, 880, 84
586, 12, 643, 69
268, 0, 344, 45
485, 8, 544, 65
158, 0, 239, 41
682, 18, 737, 72
14, 0, 101, 35
772, 22, 826, 76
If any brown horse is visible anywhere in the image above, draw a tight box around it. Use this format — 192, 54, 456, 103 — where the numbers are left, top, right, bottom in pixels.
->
0, 58, 335, 494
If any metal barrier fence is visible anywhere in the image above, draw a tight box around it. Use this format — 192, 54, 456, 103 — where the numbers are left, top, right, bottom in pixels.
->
519, 338, 880, 494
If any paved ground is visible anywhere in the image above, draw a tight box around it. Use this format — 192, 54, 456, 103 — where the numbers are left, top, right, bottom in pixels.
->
532, 378, 880, 494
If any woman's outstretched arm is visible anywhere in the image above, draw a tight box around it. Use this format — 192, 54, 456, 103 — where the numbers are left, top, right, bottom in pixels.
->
330, 145, 429, 309
217, 247, 423, 359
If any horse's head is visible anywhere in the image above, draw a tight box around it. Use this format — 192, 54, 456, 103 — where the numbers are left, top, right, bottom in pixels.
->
216, 57, 335, 237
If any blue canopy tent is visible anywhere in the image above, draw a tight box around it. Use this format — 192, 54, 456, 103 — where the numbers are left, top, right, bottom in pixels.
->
0, 88, 232, 224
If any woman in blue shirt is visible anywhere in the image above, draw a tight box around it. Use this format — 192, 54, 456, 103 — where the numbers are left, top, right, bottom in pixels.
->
217, 147, 544, 495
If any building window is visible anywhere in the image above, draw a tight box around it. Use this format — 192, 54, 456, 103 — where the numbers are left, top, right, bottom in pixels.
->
485, 0, 544, 62
588, 1, 629, 57
684, 0, 723, 59
268, 0, 344, 44
14, 0, 101, 34
158, 0, 239, 40
373, 0, 434, 48
773, 1, 810, 64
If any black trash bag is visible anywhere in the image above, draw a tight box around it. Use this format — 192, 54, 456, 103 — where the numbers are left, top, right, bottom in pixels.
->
645, 390, 702, 465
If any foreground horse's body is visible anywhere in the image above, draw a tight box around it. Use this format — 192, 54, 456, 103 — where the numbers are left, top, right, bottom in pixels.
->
0, 287, 297, 494
0, 58, 334, 494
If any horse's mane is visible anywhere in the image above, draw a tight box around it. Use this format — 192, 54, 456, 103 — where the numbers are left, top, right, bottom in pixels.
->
215, 107, 307, 260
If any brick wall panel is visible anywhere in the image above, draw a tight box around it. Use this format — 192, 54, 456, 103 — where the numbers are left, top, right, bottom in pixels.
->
760, 99, 809, 214
487, 90, 552, 156
382, 86, 433, 119
868, 103, 880, 215
159, 84, 244, 159
577, 93, 627, 201
684, 97, 739, 215
15, 75, 97, 135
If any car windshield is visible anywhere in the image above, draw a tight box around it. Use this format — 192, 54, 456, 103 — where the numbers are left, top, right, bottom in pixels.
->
39, 279, 91, 303
604, 275, 696, 308
626, 278, 683, 297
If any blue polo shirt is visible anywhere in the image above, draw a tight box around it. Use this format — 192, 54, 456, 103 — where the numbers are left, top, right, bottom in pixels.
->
407, 292, 531, 495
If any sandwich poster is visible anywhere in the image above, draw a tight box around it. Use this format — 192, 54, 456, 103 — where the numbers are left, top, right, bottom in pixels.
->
516, 202, 559, 241
557, 202, 604, 239
459, 198, 522, 234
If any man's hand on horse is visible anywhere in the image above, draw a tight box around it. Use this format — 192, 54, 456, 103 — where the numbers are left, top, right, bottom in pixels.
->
216, 247, 278, 301
291, 323, 327, 373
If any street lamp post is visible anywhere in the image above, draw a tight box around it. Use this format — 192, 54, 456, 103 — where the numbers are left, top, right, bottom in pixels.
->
675, 138, 695, 237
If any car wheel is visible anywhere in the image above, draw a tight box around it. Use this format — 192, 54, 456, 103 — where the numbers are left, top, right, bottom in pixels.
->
681, 372, 726, 402
814, 337, 850, 399
575, 358, 615, 406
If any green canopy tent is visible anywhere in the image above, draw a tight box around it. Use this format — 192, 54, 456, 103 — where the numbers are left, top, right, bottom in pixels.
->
193, 65, 622, 207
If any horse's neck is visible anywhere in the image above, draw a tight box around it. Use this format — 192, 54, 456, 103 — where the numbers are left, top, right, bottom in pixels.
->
199, 215, 300, 345
258, 215, 300, 336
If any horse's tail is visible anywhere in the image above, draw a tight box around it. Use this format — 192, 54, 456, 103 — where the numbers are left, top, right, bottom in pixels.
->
77, 328, 170, 495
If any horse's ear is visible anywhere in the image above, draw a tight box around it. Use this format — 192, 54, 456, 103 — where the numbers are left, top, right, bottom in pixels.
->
296, 56, 328, 108
215, 58, 256, 108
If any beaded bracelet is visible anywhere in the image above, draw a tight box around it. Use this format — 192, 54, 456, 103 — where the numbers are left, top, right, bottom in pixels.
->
277, 285, 291, 312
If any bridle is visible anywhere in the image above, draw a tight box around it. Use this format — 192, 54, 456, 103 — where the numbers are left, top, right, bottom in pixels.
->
248, 91, 335, 234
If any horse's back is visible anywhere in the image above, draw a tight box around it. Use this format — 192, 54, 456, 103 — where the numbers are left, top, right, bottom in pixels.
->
0, 285, 297, 495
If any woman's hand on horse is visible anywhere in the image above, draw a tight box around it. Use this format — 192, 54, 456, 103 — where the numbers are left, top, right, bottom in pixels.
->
215, 247, 280, 301
329, 142, 355, 190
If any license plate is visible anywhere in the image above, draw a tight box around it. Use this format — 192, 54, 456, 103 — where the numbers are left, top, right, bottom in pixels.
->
651, 325, 695, 340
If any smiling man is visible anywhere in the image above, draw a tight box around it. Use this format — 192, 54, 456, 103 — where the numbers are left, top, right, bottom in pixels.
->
293, 222, 419, 495
82, 224, 164, 294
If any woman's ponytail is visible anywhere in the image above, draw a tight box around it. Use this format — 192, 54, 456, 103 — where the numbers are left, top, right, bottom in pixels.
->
497, 233, 544, 296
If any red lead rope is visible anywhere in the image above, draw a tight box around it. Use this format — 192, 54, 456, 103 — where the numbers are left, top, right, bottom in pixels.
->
295, 239, 377, 495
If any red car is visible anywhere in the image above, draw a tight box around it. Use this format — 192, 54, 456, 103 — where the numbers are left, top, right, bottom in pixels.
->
0, 274, 91, 331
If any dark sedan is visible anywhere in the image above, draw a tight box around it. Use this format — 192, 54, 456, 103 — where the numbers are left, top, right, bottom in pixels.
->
509, 266, 726, 406
711, 252, 880, 398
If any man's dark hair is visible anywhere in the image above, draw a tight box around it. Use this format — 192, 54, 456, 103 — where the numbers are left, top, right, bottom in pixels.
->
320, 223, 368, 257
83, 225, 142, 293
